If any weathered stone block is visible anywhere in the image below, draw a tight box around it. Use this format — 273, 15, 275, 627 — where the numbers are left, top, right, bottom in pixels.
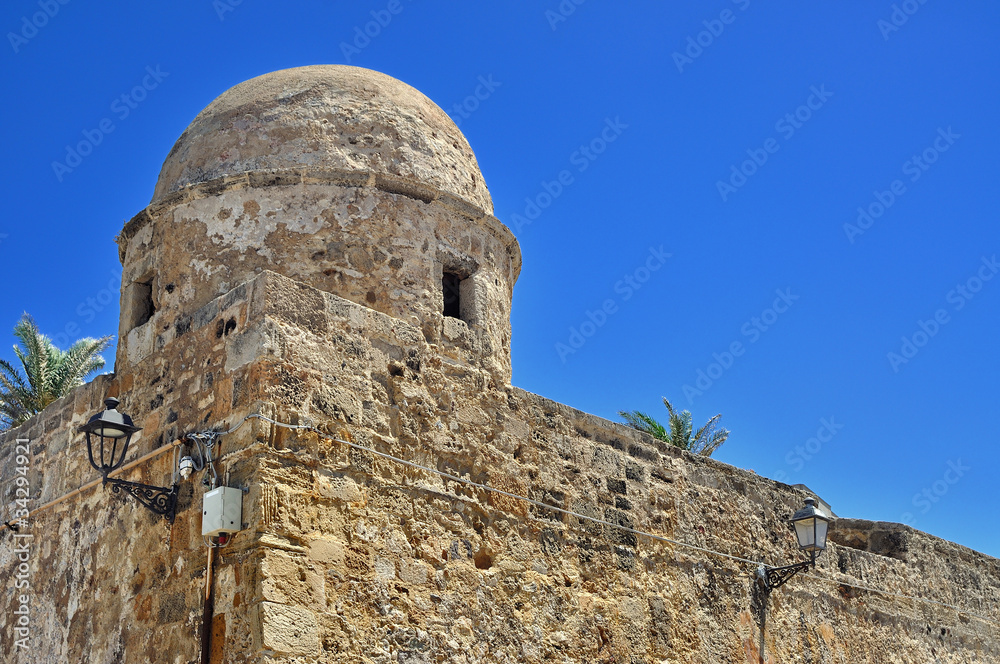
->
253, 602, 319, 656
307, 538, 345, 565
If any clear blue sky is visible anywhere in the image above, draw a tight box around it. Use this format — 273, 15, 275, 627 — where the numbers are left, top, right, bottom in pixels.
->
1, 1, 997, 557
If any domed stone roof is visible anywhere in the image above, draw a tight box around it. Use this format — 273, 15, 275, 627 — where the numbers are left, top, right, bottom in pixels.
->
152, 65, 492, 213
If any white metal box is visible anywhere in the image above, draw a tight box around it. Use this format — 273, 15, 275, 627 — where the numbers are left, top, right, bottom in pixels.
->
202, 486, 243, 537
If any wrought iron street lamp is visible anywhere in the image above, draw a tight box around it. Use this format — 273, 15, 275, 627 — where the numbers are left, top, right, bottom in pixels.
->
751, 498, 832, 663
80, 397, 179, 522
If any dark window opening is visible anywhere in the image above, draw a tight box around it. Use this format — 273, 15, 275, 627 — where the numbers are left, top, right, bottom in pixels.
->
129, 280, 156, 330
443, 272, 462, 319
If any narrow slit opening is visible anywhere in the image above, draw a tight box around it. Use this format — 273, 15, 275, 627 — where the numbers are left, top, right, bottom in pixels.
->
129, 280, 156, 330
443, 272, 462, 319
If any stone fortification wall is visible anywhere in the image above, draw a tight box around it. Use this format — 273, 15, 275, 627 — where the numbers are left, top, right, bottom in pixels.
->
224, 270, 999, 664
1, 270, 998, 663
0, 272, 277, 663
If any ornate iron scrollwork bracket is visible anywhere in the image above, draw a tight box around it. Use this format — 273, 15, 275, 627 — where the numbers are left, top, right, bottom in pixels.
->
760, 560, 812, 592
750, 557, 814, 664
105, 477, 179, 522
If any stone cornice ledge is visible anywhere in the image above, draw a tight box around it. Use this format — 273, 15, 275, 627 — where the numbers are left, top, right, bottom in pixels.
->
116, 167, 521, 277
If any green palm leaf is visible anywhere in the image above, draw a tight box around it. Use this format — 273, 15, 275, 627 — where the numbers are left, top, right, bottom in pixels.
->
0, 314, 111, 430
619, 397, 729, 457
617, 410, 668, 441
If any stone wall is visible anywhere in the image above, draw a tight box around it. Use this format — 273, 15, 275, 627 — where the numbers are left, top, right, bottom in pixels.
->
0, 271, 273, 663
1, 270, 998, 663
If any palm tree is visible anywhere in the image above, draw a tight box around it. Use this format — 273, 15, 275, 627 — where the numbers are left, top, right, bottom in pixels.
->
618, 397, 729, 457
0, 314, 112, 430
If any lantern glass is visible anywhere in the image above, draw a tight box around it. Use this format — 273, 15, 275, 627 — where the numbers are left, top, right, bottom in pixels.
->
814, 518, 829, 549
80, 398, 142, 475
791, 498, 830, 553
94, 425, 128, 439
794, 517, 817, 549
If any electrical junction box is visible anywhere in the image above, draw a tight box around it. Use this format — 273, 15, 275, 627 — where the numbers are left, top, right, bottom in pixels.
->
202, 486, 243, 537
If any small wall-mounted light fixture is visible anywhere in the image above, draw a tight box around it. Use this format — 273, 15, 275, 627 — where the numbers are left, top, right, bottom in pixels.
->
178, 456, 195, 480
751, 498, 832, 663
79, 397, 179, 522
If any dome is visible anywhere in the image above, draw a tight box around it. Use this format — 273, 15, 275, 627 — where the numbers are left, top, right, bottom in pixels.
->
152, 65, 492, 213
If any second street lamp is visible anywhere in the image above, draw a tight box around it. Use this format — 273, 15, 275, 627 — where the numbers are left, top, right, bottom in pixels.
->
79, 397, 179, 522
751, 498, 832, 664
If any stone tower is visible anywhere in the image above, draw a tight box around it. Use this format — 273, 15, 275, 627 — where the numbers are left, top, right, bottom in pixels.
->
1, 66, 997, 664
118, 65, 520, 383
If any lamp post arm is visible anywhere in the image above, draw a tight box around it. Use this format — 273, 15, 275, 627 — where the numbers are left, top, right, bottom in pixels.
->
752, 556, 814, 663
106, 477, 179, 522
758, 557, 813, 592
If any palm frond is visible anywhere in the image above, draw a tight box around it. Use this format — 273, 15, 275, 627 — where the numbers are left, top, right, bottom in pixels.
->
618, 410, 668, 442
0, 315, 112, 432
0, 358, 33, 427
621, 397, 729, 457
692, 414, 728, 456
693, 413, 721, 444
51, 335, 111, 396
661, 397, 678, 421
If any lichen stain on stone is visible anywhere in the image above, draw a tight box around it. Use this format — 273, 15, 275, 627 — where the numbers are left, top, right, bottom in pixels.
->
242, 199, 260, 219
